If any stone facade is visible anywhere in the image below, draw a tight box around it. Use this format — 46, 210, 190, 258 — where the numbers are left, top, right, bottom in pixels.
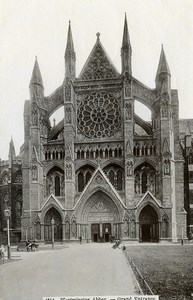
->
0, 16, 191, 243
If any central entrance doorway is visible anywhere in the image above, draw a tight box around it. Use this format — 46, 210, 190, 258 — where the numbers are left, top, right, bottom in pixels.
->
91, 223, 111, 242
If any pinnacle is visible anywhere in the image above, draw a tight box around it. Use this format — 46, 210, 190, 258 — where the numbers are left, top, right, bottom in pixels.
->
30, 57, 44, 87
156, 45, 170, 78
122, 13, 131, 48
65, 20, 75, 56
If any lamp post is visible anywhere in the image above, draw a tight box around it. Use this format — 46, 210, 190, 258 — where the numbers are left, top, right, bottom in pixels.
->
25, 225, 28, 241
51, 218, 55, 249
4, 209, 11, 259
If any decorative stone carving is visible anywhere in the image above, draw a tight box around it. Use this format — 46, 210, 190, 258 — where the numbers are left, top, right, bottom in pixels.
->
31, 102, 38, 126
125, 103, 132, 120
126, 161, 133, 177
80, 43, 118, 80
94, 201, 106, 211
2, 174, 9, 185
124, 74, 132, 98
14, 173, 22, 183
95, 175, 103, 184
161, 99, 169, 118
163, 158, 170, 175
65, 107, 72, 124
31, 165, 38, 181
65, 161, 72, 180
65, 78, 71, 102
3, 193, 10, 209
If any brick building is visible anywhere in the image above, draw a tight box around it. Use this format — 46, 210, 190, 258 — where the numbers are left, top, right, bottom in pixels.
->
0, 16, 192, 243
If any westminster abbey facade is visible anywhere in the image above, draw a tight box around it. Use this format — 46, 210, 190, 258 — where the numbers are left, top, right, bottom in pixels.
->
0, 16, 193, 243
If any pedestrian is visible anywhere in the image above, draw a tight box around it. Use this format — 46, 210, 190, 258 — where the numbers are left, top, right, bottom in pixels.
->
79, 236, 82, 244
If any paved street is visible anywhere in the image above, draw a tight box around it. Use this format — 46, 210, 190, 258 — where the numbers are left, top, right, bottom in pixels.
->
0, 243, 139, 300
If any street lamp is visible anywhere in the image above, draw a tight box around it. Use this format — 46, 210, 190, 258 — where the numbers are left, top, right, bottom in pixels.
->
4, 209, 11, 259
51, 218, 55, 249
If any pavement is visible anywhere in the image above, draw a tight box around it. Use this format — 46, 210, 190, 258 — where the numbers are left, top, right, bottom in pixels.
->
0, 243, 139, 300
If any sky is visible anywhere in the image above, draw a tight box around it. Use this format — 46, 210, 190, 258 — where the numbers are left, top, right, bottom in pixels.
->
0, 0, 193, 160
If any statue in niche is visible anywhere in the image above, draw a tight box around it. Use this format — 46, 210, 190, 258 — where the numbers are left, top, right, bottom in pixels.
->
4, 193, 10, 209
65, 107, 72, 124
149, 173, 155, 193
126, 161, 133, 177
163, 159, 170, 175
3, 174, 9, 185
134, 173, 140, 194
48, 176, 54, 194
125, 103, 132, 120
31, 165, 38, 181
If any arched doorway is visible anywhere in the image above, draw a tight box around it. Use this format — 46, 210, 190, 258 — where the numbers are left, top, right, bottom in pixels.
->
139, 205, 159, 242
82, 191, 120, 242
44, 207, 62, 242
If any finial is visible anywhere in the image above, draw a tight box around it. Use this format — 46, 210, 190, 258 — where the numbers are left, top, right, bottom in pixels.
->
96, 32, 100, 41
35, 55, 37, 60
69, 20, 71, 25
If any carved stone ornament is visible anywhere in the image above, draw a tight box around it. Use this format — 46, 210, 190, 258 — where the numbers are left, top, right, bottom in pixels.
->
31, 165, 38, 181
65, 107, 72, 124
65, 162, 72, 180
125, 103, 132, 120
126, 161, 133, 177
31, 102, 38, 126
14, 173, 22, 183
65, 78, 71, 102
94, 201, 106, 211
124, 75, 132, 98
161, 99, 169, 118
95, 175, 103, 184
2, 174, 9, 185
80, 43, 118, 80
163, 158, 170, 175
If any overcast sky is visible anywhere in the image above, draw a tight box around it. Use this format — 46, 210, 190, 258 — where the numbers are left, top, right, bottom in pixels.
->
0, 0, 193, 160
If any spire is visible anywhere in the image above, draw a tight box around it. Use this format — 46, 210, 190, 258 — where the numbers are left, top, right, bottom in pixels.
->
30, 57, 44, 88
156, 45, 170, 79
65, 21, 75, 57
121, 13, 132, 75
65, 21, 76, 78
122, 13, 131, 49
8, 137, 16, 164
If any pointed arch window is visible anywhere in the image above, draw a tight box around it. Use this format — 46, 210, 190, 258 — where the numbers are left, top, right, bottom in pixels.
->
85, 171, 91, 185
55, 176, 60, 196
117, 170, 123, 190
78, 172, 84, 192
109, 170, 115, 186
142, 171, 147, 193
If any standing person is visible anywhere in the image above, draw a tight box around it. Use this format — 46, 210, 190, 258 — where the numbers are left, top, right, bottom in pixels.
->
79, 236, 82, 244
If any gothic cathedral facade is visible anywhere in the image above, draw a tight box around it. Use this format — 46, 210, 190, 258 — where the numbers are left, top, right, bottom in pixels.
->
1, 16, 192, 243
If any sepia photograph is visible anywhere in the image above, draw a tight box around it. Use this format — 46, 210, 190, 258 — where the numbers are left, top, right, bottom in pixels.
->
0, 1, 193, 299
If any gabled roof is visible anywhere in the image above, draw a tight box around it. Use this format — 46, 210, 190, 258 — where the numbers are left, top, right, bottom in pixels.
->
136, 190, 162, 209
79, 34, 120, 80
74, 166, 126, 209
41, 193, 64, 211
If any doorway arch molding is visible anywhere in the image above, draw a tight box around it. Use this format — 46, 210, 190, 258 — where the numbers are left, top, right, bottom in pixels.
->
75, 187, 124, 223
136, 198, 162, 223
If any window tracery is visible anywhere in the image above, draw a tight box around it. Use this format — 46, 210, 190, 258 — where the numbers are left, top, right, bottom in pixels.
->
103, 165, 124, 191
46, 167, 64, 197
77, 92, 121, 139
76, 166, 95, 192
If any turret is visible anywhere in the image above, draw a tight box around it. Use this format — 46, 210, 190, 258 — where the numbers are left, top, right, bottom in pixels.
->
65, 21, 76, 79
29, 57, 44, 102
121, 13, 132, 75
156, 45, 171, 92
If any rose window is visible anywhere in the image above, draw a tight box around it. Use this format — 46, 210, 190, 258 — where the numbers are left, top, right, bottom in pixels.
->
77, 92, 121, 138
